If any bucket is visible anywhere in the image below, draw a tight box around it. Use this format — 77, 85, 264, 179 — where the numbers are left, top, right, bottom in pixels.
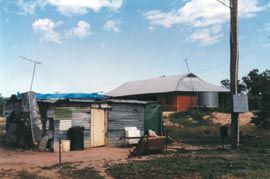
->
61, 140, 70, 152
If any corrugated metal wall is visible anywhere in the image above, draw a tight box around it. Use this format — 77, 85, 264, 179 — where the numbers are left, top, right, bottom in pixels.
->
46, 103, 147, 149
198, 92, 219, 108
47, 106, 91, 150
107, 103, 144, 146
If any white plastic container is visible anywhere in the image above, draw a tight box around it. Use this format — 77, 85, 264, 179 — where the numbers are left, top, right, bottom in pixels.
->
61, 140, 70, 152
125, 130, 141, 138
124, 127, 141, 145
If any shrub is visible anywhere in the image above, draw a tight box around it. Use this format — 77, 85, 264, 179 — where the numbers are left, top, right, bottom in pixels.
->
251, 93, 270, 130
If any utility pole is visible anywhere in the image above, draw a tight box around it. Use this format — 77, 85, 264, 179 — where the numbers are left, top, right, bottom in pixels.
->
230, 0, 240, 150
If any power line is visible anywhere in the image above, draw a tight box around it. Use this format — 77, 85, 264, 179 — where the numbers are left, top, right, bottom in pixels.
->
195, 62, 229, 74
240, 42, 269, 57
196, 41, 269, 74
194, 0, 268, 76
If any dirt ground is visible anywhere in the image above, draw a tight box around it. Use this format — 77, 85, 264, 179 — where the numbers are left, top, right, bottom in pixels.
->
0, 145, 188, 179
0, 112, 254, 178
0, 147, 131, 178
210, 112, 253, 126
163, 111, 253, 126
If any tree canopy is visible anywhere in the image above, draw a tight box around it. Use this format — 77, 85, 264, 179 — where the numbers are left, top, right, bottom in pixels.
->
221, 69, 270, 129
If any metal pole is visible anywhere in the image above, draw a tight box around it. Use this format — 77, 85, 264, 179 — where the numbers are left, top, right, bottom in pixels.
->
30, 62, 37, 91
230, 0, 240, 150
165, 131, 168, 153
59, 138, 62, 165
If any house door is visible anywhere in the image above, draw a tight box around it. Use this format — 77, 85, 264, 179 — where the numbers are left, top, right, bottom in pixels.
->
91, 108, 106, 147
177, 95, 197, 111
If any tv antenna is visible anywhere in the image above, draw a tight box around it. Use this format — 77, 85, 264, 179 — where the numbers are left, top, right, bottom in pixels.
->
19, 56, 42, 91
184, 58, 198, 110
184, 58, 195, 91
184, 58, 191, 74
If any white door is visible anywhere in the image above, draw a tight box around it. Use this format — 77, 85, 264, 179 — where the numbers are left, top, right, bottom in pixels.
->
91, 108, 106, 147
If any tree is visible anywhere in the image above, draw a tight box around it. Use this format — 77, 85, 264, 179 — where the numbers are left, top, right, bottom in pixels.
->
251, 92, 270, 129
221, 69, 270, 129
220, 79, 246, 93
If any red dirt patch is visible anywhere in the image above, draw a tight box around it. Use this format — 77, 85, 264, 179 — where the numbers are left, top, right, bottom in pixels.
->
210, 112, 253, 126
0, 147, 130, 178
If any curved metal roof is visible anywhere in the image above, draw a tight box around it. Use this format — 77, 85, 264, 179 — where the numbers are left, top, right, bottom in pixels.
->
106, 73, 229, 97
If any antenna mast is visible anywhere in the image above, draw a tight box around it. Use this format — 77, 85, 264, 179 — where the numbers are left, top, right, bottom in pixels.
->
184, 58, 198, 110
19, 56, 42, 91
184, 58, 195, 91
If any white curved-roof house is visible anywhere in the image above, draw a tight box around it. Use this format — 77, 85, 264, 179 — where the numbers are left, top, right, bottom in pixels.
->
107, 73, 229, 111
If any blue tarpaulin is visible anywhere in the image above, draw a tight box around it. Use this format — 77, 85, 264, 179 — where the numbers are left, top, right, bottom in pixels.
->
17, 92, 108, 100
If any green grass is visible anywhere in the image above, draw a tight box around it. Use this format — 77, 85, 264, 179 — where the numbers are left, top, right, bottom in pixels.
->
169, 110, 213, 127
166, 110, 270, 147
0, 169, 50, 179
167, 110, 223, 146
42, 162, 104, 179
59, 166, 104, 179
0, 163, 103, 179
107, 111, 270, 179
108, 154, 270, 179
166, 123, 270, 153
166, 125, 226, 146
14, 170, 50, 179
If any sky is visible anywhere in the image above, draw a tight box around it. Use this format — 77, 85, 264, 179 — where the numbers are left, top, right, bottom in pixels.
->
0, 0, 270, 97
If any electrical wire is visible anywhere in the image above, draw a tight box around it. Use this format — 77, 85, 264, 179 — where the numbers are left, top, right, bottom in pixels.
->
194, 0, 270, 75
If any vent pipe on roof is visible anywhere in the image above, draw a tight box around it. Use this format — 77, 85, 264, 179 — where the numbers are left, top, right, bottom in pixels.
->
187, 73, 196, 78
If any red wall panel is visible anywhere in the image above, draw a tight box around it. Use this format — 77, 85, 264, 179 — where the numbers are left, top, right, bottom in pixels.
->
177, 95, 197, 111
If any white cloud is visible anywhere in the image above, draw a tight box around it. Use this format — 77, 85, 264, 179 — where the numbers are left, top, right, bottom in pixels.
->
13, 0, 123, 16
16, 0, 47, 15
32, 18, 61, 43
66, 21, 91, 39
103, 20, 121, 32
144, 0, 267, 45
148, 26, 155, 32
47, 0, 123, 15
189, 25, 223, 46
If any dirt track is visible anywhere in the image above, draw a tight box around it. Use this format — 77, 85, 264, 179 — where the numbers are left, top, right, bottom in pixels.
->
0, 147, 130, 178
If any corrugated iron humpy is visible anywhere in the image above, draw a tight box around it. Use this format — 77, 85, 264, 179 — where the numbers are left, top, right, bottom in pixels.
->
21, 92, 43, 147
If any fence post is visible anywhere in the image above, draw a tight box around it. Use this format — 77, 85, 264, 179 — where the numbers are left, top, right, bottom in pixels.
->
59, 138, 62, 165
165, 130, 168, 153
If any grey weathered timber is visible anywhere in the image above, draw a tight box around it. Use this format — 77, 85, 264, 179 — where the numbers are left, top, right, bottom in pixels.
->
107, 103, 145, 146
48, 106, 91, 149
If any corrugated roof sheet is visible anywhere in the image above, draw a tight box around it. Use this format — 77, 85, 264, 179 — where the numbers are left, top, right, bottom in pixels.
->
106, 73, 229, 97
37, 98, 153, 105
106, 99, 157, 104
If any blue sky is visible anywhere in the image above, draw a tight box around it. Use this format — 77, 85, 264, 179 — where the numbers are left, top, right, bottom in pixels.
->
1, 0, 270, 96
